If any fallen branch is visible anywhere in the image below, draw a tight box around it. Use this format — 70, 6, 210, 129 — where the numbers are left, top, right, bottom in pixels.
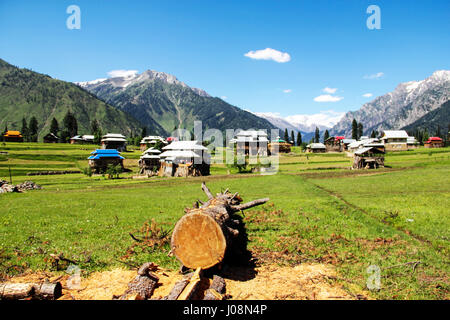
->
129, 233, 143, 242
384, 261, 422, 271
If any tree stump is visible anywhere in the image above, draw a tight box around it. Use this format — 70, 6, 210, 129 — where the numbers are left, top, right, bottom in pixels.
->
171, 182, 269, 269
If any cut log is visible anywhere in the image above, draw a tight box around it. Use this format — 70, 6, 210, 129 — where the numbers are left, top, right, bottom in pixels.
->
203, 288, 223, 300
33, 281, 62, 300
171, 183, 269, 269
210, 275, 226, 294
0, 283, 35, 300
117, 262, 159, 300
165, 277, 191, 300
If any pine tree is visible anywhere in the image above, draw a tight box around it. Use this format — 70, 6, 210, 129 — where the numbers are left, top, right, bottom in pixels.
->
357, 123, 363, 140
61, 111, 78, 142
90, 119, 99, 134
370, 130, 376, 138
21, 118, 29, 142
352, 119, 358, 140
29, 116, 39, 142
436, 125, 441, 138
323, 130, 329, 143
290, 130, 295, 145
297, 132, 302, 146
0, 124, 7, 142
314, 127, 320, 143
50, 117, 59, 136
141, 127, 148, 138
284, 128, 289, 142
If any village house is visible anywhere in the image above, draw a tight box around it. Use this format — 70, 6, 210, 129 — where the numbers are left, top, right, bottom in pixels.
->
306, 143, 326, 153
43, 133, 59, 143
229, 130, 268, 156
407, 136, 419, 149
348, 138, 384, 153
88, 149, 124, 173
101, 133, 127, 151
341, 139, 356, 151
424, 136, 444, 148
139, 136, 167, 151
159, 140, 210, 177
268, 136, 291, 154
380, 130, 409, 151
3, 130, 23, 142
352, 146, 385, 169
70, 135, 95, 144
324, 136, 344, 152
138, 147, 161, 175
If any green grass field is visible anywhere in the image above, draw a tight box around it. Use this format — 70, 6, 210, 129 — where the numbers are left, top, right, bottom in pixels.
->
0, 142, 449, 299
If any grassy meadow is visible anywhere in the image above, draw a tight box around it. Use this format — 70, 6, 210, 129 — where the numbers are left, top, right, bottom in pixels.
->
0, 142, 449, 299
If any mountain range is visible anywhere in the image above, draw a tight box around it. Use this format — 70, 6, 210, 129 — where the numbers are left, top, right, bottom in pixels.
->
330, 70, 450, 137
1, 56, 448, 142
77, 70, 276, 136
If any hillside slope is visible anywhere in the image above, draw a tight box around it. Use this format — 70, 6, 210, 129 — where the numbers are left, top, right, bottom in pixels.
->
0, 59, 151, 140
402, 100, 449, 134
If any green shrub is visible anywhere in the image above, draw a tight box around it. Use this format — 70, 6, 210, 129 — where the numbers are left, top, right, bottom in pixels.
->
106, 164, 122, 179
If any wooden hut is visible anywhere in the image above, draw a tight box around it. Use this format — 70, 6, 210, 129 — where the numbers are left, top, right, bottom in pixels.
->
424, 137, 444, 148
353, 147, 385, 169
306, 143, 326, 153
268, 136, 291, 154
159, 141, 210, 177
88, 149, 124, 173
101, 133, 127, 151
3, 130, 23, 142
70, 135, 94, 144
43, 133, 59, 143
341, 139, 356, 151
380, 130, 408, 151
139, 136, 167, 151
229, 130, 268, 156
138, 148, 161, 175
407, 136, 419, 149
324, 136, 344, 152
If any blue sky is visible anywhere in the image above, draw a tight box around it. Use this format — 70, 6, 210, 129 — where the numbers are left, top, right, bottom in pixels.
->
1, 0, 449, 120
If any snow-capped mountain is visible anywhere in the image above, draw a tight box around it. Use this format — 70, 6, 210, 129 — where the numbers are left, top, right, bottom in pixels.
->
254, 111, 345, 133
76, 69, 275, 135
76, 70, 210, 97
331, 70, 450, 136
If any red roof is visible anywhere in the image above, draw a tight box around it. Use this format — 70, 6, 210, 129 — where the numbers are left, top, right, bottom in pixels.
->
335, 136, 345, 140
428, 137, 443, 141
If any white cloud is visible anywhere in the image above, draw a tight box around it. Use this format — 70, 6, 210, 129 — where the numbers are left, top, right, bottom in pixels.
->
107, 69, 139, 78
313, 94, 344, 102
254, 110, 345, 132
244, 48, 291, 63
283, 89, 292, 93
323, 87, 337, 94
363, 72, 384, 80
286, 110, 346, 129
220, 96, 227, 100
362, 93, 373, 98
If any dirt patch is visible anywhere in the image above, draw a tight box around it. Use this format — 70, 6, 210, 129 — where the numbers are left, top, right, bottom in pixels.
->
223, 263, 356, 300
4, 262, 364, 300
